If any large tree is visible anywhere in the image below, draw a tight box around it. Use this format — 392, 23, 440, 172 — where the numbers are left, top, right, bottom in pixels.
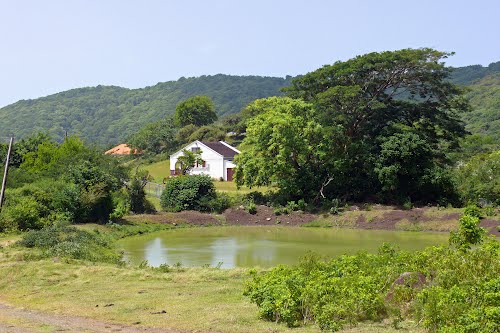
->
174, 95, 217, 127
236, 49, 469, 203
128, 117, 177, 154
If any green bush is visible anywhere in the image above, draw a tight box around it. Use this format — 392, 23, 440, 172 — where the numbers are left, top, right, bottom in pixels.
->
463, 204, 483, 218
160, 175, 216, 212
19, 226, 121, 263
247, 202, 257, 214
245, 238, 500, 331
455, 151, 500, 206
208, 193, 231, 213
449, 214, 486, 251
286, 201, 299, 211
244, 191, 268, 205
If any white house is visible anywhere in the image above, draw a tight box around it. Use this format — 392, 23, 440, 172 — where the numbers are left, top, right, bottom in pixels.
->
169, 141, 240, 181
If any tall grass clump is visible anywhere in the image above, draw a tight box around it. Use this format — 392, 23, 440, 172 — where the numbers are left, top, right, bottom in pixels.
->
18, 226, 121, 263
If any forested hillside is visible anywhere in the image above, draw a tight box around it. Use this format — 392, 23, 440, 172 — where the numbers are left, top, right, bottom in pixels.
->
450, 61, 500, 85
0, 75, 291, 145
0, 61, 497, 146
460, 72, 500, 140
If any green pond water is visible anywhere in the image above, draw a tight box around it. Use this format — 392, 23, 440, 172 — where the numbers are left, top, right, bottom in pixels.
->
119, 226, 449, 268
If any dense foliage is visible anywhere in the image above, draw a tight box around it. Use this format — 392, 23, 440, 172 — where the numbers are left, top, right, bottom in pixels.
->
236, 49, 467, 204
174, 95, 217, 127
0, 135, 129, 232
454, 151, 500, 206
246, 216, 499, 332
160, 175, 216, 212
127, 117, 178, 155
0, 75, 292, 145
450, 61, 500, 85
460, 72, 500, 141
19, 225, 121, 263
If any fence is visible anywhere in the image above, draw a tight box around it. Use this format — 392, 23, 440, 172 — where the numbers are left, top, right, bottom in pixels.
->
144, 181, 165, 198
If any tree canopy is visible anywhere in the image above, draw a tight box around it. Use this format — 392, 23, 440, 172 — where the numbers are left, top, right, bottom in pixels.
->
174, 95, 217, 127
236, 49, 469, 204
0, 75, 292, 145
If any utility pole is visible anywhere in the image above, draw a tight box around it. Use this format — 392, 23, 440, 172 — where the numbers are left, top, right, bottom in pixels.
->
0, 137, 14, 209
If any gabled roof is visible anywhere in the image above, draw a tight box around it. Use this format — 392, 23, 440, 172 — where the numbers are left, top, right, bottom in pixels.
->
170, 141, 240, 159
201, 141, 239, 158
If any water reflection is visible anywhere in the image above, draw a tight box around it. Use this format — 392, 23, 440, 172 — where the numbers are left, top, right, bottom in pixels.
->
119, 226, 448, 268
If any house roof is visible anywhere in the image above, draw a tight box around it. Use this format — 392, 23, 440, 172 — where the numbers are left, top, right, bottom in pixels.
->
201, 141, 239, 158
105, 143, 140, 155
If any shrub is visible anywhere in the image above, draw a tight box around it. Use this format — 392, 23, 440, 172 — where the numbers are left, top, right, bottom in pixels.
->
246, 240, 500, 332
286, 201, 299, 211
208, 193, 231, 213
244, 191, 268, 205
160, 175, 216, 212
455, 151, 500, 206
247, 202, 257, 214
19, 226, 121, 263
297, 199, 307, 211
129, 176, 147, 213
463, 204, 482, 218
449, 214, 486, 251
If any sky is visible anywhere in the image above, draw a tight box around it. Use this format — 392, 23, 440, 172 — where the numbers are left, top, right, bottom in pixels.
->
0, 0, 499, 107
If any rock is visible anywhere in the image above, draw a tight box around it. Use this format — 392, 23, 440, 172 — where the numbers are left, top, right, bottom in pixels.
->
266, 217, 271, 221
151, 310, 167, 314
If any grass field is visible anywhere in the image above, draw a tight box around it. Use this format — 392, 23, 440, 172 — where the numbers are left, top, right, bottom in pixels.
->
0, 256, 424, 333
138, 160, 270, 194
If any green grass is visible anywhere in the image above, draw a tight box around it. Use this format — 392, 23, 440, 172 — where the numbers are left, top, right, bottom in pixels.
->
0, 233, 22, 247
137, 159, 270, 194
139, 160, 170, 183
0, 258, 424, 333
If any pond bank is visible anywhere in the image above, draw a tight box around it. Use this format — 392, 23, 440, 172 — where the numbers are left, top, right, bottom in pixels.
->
124, 205, 500, 236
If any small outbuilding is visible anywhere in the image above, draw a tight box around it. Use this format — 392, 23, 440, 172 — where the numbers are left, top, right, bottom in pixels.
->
105, 143, 140, 155
169, 141, 240, 181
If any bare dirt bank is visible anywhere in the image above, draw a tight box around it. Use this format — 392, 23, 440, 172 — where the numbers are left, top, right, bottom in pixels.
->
125, 205, 500, 236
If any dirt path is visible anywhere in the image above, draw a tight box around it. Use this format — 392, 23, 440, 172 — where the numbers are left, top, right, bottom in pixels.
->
0, 303, 186, 333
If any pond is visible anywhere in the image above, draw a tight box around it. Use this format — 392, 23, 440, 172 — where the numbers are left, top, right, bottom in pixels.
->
119, 226, 449, 268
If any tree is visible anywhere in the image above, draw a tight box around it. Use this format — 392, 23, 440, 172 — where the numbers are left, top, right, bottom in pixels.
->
455, 151, 500, 205
174, 96, 217, 127
237, 49, 469, 203
177, 149, 203, 175
187, 125, 226, 142
128, 117, 177, 155
128, 170, 150, 213
235, 97, 343, 200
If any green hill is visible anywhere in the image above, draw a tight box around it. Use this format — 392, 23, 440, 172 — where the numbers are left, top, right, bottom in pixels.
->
0, 61, 497, 146
0, 75, 292, 146
460, 72, 500, 140
449, 61, 500, 85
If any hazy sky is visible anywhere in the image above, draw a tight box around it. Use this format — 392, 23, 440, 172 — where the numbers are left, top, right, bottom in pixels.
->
1, 0, 499, 107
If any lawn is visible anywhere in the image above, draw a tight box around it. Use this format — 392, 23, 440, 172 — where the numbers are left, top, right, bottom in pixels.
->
138, 160, 270, 194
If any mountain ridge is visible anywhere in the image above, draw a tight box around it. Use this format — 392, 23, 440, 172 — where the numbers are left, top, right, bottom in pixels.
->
0, 62, 498, 145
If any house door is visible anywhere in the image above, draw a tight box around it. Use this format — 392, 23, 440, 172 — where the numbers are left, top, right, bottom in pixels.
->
226, 168, 234, 181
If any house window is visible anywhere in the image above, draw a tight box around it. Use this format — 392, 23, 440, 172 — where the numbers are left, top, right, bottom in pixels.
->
191, 147, 201, 153
196, 160, 206, 168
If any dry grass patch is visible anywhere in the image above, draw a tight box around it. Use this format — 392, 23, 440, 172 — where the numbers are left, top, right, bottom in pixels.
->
0, 260, 323, 333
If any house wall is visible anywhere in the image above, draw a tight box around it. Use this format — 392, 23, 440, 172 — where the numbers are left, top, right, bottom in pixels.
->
170, 141, 225, 179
